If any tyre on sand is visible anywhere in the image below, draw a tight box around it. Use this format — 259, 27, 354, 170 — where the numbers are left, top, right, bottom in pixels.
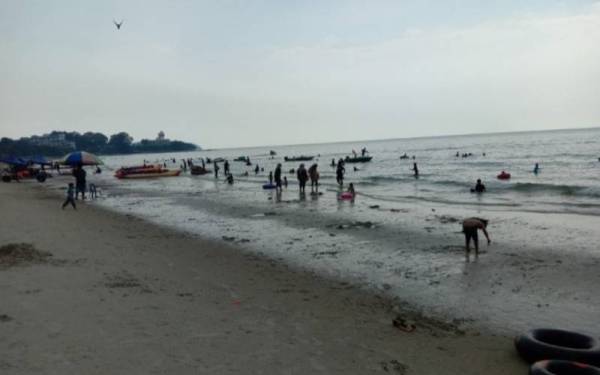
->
515, 329, 600, 366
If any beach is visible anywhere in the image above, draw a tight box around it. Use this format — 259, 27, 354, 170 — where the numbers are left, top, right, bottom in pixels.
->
0, 182, 527, 374
81, 128, 600, 335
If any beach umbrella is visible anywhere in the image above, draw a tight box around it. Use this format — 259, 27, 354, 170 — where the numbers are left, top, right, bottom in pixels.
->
60, 151, 103, 166
0, 155, 28, 167
27, 155, 52, 165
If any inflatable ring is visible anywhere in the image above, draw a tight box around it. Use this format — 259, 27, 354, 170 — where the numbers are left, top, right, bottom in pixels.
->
515, 329, 600, 365
530, 360, 600, 375
339, 192, 354, 200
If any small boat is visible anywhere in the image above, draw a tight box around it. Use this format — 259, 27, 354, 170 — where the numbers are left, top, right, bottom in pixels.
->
344, 156, 373, 163
116, 169, 181, 179
269, 150, 277, 156
190, 166, 211, 175
284, 156, 314, 162
234, 156, 248, 162
115, 165, 181, 179
212, 157, 225, 163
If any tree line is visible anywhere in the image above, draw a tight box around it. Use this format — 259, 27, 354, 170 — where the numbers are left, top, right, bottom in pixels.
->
0, 131, 199, 157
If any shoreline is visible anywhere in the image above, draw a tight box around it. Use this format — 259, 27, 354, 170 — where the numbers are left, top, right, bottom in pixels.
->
0, 182, 526, 374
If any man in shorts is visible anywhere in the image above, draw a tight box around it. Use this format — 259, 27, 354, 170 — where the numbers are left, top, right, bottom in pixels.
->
462, 217, 491, 256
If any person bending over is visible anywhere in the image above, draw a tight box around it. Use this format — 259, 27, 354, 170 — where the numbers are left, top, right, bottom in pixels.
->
462, 217, 490, 255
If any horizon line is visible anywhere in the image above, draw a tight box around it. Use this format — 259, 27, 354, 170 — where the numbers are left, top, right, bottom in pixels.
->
204, 125, 600, 151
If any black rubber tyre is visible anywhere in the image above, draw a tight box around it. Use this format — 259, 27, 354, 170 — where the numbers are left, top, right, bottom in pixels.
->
36, 172, 47, 183
530, 360, 600, 375
516, 329, 600, 366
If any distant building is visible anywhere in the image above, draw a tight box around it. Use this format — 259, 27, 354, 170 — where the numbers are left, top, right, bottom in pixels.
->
28, 132, 76, 149
156, 131, 168, 143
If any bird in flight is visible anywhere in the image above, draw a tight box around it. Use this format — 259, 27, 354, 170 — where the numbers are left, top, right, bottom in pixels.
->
113, 19, 124, 30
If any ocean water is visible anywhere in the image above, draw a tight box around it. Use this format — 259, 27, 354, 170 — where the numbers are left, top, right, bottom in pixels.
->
86, 127, 600, 334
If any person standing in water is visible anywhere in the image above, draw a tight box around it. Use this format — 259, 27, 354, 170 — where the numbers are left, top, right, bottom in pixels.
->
213, 161, 220, 179
224, 160, 230, 175
347, 182, 355, 197
254, 164, 259, 175
308, 163, 319, 193
269, 171, 273, 185
533, 163, 540, 174
297, 164, 309, 193
274, 163, 282, 192
412, 163, 419, 178
472, 179, 486, 193
462, 217, 491, 256
336, 160, 345, 186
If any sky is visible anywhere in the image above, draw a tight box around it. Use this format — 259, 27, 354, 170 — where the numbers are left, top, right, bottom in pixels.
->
1, 0, 599, 149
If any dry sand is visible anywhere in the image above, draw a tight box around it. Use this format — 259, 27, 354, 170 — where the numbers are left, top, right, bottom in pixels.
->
0, 182, 526, 374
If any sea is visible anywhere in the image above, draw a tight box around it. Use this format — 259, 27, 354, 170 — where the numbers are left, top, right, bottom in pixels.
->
86, 127, 600, 334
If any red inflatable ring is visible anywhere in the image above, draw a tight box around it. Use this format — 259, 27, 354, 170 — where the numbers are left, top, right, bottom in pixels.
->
530, 360, 600, 375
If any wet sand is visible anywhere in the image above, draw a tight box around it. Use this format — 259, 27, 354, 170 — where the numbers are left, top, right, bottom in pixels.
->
0, 182, 526, 374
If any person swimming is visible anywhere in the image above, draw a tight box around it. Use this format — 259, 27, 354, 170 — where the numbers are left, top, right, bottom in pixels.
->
472, 179, 485, 193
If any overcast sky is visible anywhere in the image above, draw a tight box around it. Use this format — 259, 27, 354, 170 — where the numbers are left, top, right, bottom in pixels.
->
1, 1, 599, 148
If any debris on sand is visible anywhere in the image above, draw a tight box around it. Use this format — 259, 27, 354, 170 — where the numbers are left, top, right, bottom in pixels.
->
312, 251, 339, 259
380, 360, 408, 374
104, 271, 151, 293
392, 316, 416, 332
426, 215, 460, 224
332, 221, 376, 230
0, 314, 13, 322
0, 243, 52, 269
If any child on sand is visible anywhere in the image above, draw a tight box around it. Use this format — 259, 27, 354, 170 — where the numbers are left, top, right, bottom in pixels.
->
62, 183, 76, 210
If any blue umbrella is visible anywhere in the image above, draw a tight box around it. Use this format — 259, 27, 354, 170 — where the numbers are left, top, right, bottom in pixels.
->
27, 155, 52, 165
60, 151, 103, 166
0, 155, 28, 167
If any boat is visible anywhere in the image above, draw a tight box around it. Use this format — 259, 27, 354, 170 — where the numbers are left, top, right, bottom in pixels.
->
116, 169, 181, 179
284, 156, 314, 162
190, 166, 211, 175
344, 156, 373, 163
115, 165, 181, 179
269, 150, 277, 156
234, 156, 248, 162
